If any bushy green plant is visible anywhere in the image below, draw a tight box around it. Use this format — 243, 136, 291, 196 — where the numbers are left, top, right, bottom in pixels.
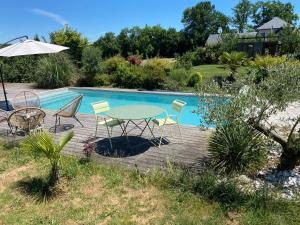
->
169, 68, 191, 86
143, 58, 173, 73
187, 72, 202, 87
81, 46, 102, 84
102, 55, 128, 74
35, 53, 77, 88
21, 131, 74, 184
175, 52, 193, 70
1, 55, 40, 82
249, 55, 288, 83
219, 51, 247, 77
142, 60, 168, 90
113, 64, 143, 88
209, 122, 267, 175
93, 73, 111, 86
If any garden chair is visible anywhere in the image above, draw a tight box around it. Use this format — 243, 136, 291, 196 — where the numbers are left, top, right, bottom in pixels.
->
8, 107, 46, 134
53, 95, 83, 133
91, 101, 125, 149
152, 100, 186, 148
0, 109, 12, 134
12, 91, 41, 110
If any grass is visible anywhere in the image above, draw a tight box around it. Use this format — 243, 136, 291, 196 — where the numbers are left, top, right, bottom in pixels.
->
192, 64, 248, 82
0, 140, 300, 225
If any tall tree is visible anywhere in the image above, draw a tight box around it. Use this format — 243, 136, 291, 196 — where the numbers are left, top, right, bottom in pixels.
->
94, 32, 120, 58
252, 0, 298, 28
182, 1, 230, 49
232, 0, 252, 32
50, 27, 88, 65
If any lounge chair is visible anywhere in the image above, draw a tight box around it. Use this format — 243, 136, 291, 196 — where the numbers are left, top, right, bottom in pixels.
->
53, 95, 83, 133
91, 101, 125, 149
8, 107, 46, 134
152, 100, 187, 148
12, 91, 41, 110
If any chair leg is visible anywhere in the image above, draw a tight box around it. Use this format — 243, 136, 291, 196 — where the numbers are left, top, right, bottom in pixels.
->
95, 122, 98, 137
158, 125, 166, 148
54, 115, 58, 133
106, 125, 113, 150
74, 116, 84, 127
177, 124, 183, 143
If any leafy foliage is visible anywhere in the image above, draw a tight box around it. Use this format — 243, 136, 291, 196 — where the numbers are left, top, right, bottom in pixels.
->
35, 53, 77, 88
219, 51, 247, 76
199, 60, 300, 170
80, 45, 102, 84
94, 32, 120, 58
279, 26, 300, 55
50, 26, 88, 65
182, 1, 230, 48
209, 122, 267, 175
21, 131, 74, 183
252, 0, 298, 28
232, 0, 252, 32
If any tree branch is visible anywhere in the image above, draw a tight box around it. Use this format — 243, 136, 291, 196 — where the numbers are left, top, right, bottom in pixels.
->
288, 116, 300, 142
248, 119, 287, 147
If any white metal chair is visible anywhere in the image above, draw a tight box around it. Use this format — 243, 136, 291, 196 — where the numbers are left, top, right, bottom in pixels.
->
91, 101, 125, 149
152, 100, 187, 148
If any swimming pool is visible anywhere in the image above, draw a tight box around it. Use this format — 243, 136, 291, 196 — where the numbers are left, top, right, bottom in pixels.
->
40, 88, 211, 127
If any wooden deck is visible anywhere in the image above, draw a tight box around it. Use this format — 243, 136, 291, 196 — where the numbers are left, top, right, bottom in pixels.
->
0, 83, 211, 172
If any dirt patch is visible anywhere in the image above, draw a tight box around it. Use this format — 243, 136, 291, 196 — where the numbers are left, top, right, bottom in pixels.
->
0, 164, 32, 193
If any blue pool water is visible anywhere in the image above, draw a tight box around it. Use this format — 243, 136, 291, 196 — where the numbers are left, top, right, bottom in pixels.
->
40, 88, 212, 127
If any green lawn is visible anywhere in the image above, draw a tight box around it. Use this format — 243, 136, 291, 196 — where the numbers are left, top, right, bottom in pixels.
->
0, 141, 300, 225
192, 64, 248, 82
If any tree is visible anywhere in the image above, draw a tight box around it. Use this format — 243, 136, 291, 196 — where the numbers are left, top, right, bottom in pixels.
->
252, 1, 298, 28
279, 25, 300, 55
182, 1, 230, 49
232, 0, 253, 32
50, 27, 88, 65
81, 45, 102, 84
94, 32, 120, 58
21, 131, 74, 184
199, 60, 300, 170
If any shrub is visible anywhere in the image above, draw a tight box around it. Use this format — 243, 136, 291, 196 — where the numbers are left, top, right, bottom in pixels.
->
208, 122, 267, 175
127, 55, 141, 65
81, 46, 102, 84
187, 72, 202, 87
169, 68, 191, 86
112, 64, 144, 88
175, 52, 193, 70
93, 73, 111, 86
1, 55, 40, 82
35, 53, 77, 88
249, 55, 288, 83
143, 58, 173, 73
102, 55, 128, 74
142, 60, 168, 90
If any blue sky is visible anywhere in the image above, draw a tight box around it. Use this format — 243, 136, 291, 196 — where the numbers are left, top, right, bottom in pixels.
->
1, 0, 299, 43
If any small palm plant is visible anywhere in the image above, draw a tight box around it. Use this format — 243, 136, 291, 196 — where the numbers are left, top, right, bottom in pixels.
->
219, 51, 247, 80
21, 131, 74, 184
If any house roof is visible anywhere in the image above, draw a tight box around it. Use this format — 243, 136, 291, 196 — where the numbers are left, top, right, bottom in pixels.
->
206, 34, 222, 46
206, 32, 257, 46
257, 17, 289, 30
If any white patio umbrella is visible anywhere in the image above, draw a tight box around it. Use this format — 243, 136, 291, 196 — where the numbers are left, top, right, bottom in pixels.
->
0, 36, 69, 110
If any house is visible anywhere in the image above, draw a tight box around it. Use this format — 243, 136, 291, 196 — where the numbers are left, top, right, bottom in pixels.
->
206, 17, 290, 56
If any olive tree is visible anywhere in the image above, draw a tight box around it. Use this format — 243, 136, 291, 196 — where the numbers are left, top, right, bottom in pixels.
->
198, 61, 300, 170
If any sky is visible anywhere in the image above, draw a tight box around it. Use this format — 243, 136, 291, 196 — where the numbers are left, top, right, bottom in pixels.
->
0, 0, 300, 43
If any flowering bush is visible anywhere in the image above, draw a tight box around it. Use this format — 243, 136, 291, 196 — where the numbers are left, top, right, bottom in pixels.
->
127, 55, 141, 65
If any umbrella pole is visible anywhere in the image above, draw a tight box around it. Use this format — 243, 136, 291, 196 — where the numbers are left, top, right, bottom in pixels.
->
0, 64, 9, 111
